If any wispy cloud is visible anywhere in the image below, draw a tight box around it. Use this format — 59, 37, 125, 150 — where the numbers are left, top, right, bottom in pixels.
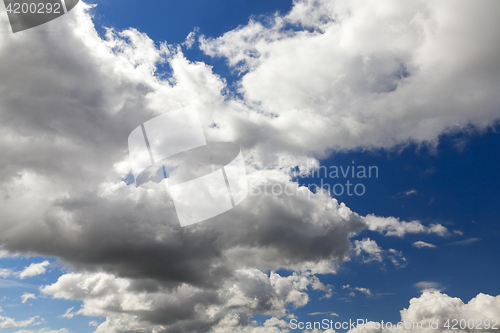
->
364, 215, 449, 237
354, 287, 372, 296
308, 312, 339, 316
59, 307, 75, 319
13, 328, 70, 333
0, 250, 16, 259
413, 241, 437, 249
342, 285, 373, 297
0, 315, 41, 329
0, 268, 12, 278
448, 238, 481, 246
353, 238, 383, 263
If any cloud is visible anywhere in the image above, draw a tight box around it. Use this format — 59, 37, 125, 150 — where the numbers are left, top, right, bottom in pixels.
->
18, 261, 50, 279
308, 312, 338, 316
0, 280, 36, 289
353, 239, 406, 267
208, 316, 291, 333
413, 241, 437, 249
41, 270, 330, 332
0, 268, 12, 278
347, 292, 500, 333
364, 215, 449, 237
13, 329, 70, 333
0, 250, 17, 258
415, 281, 443, 293
21, 293, 37, 304
353, 238, 383, 263
448, 238, 481, 246
342, 284, 372, 298
388, 249, 407, 268
0, 315, 41, 329
354, 287, 372, 297
201, 0, 500, 156
59, 307, 75, 319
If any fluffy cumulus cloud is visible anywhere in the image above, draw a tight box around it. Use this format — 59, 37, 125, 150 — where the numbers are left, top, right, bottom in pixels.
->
0, 0, 499, 332
41, 270, 329, 332
18, 261, 50, 279
13, 329, 69, 333
347, 292, 500, 333
352, 238, 406, 267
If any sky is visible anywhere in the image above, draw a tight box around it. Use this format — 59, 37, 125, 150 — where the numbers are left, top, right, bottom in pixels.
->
0, 0, 499, 332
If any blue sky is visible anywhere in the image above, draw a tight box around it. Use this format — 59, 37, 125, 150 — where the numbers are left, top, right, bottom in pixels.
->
1, 1, 499, 332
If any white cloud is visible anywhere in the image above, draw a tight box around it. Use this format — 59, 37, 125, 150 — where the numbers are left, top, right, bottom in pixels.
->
347, 292, 500, 333
89, 321, 99, 327
0, 0, 498, 331
415, 281, 443, 293
183, 29, 198, 49
342, 285, 372, 298
0, 250, 16, 258
21, 293, 37, 304
41, 270, 331, 332
388, 249, 407, 268
59, 307, 75, 319
0, 315, 41, 329
18, 261, 50, 280
0, 268, 12, 278
308, 312, 338, 316
413, 241, 437, 249
353, 238, 383, 263
448, 238, 481, 246
354, 287, 372, 297
364, 215, 449, 237
201, 0, 500, 156
0, 280, 36, 289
